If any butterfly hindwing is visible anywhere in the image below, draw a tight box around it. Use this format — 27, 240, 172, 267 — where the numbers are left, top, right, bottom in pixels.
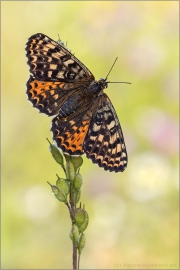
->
51, 100, 95, 155
83, 94, 127, 172
51, 92, 128, 172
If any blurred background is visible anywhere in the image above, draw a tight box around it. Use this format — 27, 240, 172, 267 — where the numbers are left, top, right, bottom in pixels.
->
2, 1, 179, 269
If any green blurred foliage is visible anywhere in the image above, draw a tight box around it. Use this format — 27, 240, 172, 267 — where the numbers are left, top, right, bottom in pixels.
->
2, 1, 179, 269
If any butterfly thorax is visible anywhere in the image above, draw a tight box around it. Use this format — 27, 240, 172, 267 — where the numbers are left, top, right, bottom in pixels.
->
59, 79, 107, 118
87, 78, 108, 95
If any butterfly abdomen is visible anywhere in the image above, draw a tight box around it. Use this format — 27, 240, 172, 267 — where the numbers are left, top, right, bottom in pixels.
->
58, 95, 82, 118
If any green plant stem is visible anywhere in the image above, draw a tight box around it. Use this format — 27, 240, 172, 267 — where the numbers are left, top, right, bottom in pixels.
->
69, 183, 77, 269
66, 200, 77, 269
77, 253, 81, 270
48, 142, 86, 269
65, 166, 78, 269
65, 202, 74, 222
73, 243, 77, 269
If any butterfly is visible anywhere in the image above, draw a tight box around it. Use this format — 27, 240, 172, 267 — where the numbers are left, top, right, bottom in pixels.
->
25, 33, 128, 172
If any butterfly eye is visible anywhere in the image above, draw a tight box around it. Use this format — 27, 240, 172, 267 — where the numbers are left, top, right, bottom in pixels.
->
99, 78, 108, 89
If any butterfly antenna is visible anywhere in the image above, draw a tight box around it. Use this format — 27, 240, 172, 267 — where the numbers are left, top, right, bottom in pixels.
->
105, 57, 132, 84
105, 57, 118, 80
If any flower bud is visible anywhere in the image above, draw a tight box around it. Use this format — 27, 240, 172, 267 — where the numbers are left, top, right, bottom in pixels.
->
74, 173, 82, 191
78, 233, 86, 254
64, 153, 71, 161
56, 177, 69, 196
66, 160, 75, 182
69, 224, 79, 245
47, 182, 67, 202
71, 156, 83, 170
74, 207, 89, 233
47, 139, 64, 166
72, 189, 81, 204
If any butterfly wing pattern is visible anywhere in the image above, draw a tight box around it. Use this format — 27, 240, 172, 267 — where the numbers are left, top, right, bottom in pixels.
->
26, 33, 127, 172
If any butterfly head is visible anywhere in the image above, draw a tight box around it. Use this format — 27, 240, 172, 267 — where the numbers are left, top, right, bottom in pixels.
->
98, 78, 108, 90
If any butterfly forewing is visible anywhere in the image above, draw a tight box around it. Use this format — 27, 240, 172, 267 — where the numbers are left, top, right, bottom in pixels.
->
26, 33, 128, 172
26, 33, 94, 82
26, 33, 94, 116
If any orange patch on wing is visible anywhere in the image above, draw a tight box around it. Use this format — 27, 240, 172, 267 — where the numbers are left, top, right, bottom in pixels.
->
56, 120, 90, 153
29, 79, 65, 98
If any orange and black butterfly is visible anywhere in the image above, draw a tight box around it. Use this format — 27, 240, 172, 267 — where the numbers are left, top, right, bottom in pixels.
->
25, 33, 128, 172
